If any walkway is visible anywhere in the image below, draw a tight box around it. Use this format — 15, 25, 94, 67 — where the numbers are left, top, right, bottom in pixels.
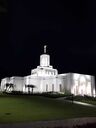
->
72, 100, 96, 107
0, 117, 96, 128
57, 97, 96, 108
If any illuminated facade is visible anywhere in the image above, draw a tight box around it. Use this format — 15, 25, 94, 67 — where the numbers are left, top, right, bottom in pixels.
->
0, 46, 96, 96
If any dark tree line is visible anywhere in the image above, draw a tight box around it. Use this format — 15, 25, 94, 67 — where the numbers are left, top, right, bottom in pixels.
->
0, 0, 7, 13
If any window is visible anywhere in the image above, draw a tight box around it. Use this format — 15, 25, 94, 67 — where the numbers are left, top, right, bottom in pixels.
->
46, 84, 48, 92
46, 70, 47, 74
52, 84, 54, 92
76, 86, 78, 95
81, 89, 83, 96
87, 82, 91, 95
59, 84, 62, 92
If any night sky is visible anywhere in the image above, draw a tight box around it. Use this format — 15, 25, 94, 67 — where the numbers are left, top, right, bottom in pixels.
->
0, 0, 96, 81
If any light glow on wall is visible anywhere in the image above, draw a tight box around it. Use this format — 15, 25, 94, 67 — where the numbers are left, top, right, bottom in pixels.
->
86, 82, 91, 96
73, 74, 80, 80
93, 89, 96, 97
73, 74, 92, 96
86, 75, 91, 80
40, 55, 50, 67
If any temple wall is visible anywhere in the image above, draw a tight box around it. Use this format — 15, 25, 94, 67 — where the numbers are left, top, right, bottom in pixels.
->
0, 74, 95, 96
10, 77, 24, 92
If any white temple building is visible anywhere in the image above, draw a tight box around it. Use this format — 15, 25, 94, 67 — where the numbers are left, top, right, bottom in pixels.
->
0, 46, 96, 96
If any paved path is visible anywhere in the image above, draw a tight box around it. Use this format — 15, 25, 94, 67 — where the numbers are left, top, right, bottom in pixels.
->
72, 101, 96, 107
57, 97, 96, 108
0, 117, 96, 128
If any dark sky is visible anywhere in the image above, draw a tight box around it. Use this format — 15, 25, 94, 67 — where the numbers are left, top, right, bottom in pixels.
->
0, 0, 96, 80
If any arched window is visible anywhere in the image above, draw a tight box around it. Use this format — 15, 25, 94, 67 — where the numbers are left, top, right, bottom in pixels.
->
46, 84, 48, 92
59, 84, 62, 92
52, 84, 54, 92
76, 86, 78, 95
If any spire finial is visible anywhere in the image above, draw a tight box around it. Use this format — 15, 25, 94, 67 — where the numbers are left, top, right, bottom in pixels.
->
44, 45, 47, 53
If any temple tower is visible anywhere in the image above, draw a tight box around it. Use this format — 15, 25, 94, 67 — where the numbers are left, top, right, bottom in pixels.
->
40, 45, 50, 67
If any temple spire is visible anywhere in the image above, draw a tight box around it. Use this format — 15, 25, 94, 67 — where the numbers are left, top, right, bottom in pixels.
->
44, 45, 47, 53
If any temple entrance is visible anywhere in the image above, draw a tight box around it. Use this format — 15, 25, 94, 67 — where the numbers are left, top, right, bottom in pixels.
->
25, 84, 35, 94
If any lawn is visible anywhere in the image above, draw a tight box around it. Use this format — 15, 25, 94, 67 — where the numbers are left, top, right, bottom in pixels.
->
0, 94, 96, 123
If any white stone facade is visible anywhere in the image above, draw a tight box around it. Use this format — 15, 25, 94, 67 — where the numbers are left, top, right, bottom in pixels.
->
0, 47, 96, 96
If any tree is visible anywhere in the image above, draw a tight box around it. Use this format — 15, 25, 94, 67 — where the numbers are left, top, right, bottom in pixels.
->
25, 84, 35, 94
5, 83, 14, 92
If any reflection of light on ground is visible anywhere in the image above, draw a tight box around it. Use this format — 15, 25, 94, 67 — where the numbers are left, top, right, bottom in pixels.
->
57, 98, 96, 108
57, 97, 96, 107
73, 101, 96, 108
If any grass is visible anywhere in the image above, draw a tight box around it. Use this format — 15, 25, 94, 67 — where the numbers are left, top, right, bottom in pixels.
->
0, 94, 96, 123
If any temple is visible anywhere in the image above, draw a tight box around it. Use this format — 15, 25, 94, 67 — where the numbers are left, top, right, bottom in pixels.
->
0, 46, 96, 96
